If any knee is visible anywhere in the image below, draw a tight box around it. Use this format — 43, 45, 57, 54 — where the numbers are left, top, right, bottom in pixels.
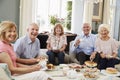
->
47, 50, 53, 56
58, 52, 65, 57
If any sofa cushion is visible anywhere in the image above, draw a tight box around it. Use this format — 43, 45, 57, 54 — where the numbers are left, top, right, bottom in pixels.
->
0, 64, 11, 80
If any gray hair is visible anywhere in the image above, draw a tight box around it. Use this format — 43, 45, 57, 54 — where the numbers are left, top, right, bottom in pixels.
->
27, 23, 39, 29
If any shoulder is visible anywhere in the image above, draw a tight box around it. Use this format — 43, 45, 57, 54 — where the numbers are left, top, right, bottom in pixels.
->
90, 34, 96, 37
0, 41, 8, 52
62, 34, 67, 37
35, 38, 40, 43
14, 36, 28, 48
0, 41, 6, 48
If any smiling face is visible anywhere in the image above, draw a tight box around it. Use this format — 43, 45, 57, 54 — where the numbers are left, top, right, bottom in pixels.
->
82, 23, 91, 35
98, 24, 110, 39
4, 27, 17, 43
53, 24, 64, 36
99, 27, 109, 38
27, 23, 39, 42
55, 26, 62, 35
0, 21, 18, 43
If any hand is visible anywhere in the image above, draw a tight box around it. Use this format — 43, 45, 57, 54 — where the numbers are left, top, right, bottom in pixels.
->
100, 53, 106, 58
29, 58, 38, 63
37, 56, 47, 61
32, 64, 41, 71
52, 50, 60, 53
48, 48, 52, 51
90, 52, 96, 61
74, 39, 80, 47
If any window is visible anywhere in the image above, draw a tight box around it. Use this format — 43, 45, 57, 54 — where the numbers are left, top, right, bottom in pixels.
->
35, 0, 71, 33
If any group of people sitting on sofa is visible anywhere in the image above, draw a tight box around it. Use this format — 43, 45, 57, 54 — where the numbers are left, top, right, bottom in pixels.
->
0, 20, 120, 80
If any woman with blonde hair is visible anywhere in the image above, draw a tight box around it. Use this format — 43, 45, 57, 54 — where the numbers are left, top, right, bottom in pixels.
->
90, 24, 119, 69
0, 21, 51, 80
46, 23, 67, 65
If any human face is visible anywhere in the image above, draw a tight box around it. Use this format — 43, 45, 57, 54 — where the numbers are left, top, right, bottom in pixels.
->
5, 27, 17, 43
83, 24, 91, 35
27, 25, 39, 41
55, 26, 62, 35
99, 27, 109, 38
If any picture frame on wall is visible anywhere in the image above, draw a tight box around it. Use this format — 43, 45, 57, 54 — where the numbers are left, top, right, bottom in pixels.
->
92, 0, 103, 22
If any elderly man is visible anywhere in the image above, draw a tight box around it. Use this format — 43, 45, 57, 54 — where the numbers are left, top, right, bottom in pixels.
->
14, 23, 47, 65
71, 23, 98, 65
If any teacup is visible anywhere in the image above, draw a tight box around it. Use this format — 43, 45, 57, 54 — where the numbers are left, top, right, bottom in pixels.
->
67, 69, 77, 79
38, 60, 47, 68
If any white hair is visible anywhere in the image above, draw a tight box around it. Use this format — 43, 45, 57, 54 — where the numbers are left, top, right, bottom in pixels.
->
98, 24, 110, 33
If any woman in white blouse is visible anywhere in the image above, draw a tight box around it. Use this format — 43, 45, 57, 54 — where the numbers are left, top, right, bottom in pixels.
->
90, 24, 119, 69
46, 23, 67, 65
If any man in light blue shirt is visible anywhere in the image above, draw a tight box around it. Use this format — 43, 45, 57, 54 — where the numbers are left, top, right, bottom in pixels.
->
14, 23, 46, 65
72, 23, 97, 65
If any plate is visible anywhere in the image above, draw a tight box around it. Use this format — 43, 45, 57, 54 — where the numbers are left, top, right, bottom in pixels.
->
101, 70, 120, 76
85, 61, 97, 67
46, 67, 58, 71
83, 72, 98, 80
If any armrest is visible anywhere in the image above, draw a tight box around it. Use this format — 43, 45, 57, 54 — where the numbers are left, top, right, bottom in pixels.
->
0, 63, 12, 80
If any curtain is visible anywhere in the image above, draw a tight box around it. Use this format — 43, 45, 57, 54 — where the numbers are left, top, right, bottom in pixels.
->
19, 0, 37, 37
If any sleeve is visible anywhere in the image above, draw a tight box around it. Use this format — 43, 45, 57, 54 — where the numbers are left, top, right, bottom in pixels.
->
46, 35, 51, 44
94, 38, 101, 53
93, 35, 97, 51
0, 46, 8, 54
13, 39, 23, 58
37, 39, 41, 56
112, 39, 119, 54
71, 35, 80, 53
63, 35, 67, 45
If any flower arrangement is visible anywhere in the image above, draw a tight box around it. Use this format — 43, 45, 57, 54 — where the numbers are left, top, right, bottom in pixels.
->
50, 15, 65, 25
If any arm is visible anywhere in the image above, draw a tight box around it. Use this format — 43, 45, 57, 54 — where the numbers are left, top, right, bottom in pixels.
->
59, 44, 67, 52
16, 58, 39, 65
59, 35, 67, 52
0, 52, 40, 75
46, 35, 52, 50
111, 39, 119, 58
47, 43, 52, 51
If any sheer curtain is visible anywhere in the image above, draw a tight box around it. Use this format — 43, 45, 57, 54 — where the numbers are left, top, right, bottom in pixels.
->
19, 0, 37, 37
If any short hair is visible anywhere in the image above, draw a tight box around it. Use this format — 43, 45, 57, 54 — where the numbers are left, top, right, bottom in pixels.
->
27, 23, 39, 29
53, 23, 64, 35
0, 21, 18, 41
98, 24, 110, 33
83, 23, 91, 28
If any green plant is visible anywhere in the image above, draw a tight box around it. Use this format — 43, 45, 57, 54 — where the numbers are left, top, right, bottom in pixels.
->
50, 16, 59, 25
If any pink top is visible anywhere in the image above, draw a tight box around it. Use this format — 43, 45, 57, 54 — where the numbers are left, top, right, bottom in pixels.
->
0, 41, 17, 67
47, 34, 67, 50
95, 37, 118, 55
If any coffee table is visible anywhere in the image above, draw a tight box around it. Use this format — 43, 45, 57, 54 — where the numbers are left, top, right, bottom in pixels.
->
45, 65, 120, 80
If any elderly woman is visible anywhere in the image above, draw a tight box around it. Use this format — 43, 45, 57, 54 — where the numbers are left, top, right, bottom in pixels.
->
90, 24, 119, 69
46, 23, 67, 65
0, 21, 51, 80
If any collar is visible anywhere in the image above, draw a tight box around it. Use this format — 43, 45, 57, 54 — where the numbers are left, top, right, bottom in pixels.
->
82, 33, 91, 38
26, 35, 33, 44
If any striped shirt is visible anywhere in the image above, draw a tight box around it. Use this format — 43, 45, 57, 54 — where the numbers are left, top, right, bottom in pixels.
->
14, 35, 40, 59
